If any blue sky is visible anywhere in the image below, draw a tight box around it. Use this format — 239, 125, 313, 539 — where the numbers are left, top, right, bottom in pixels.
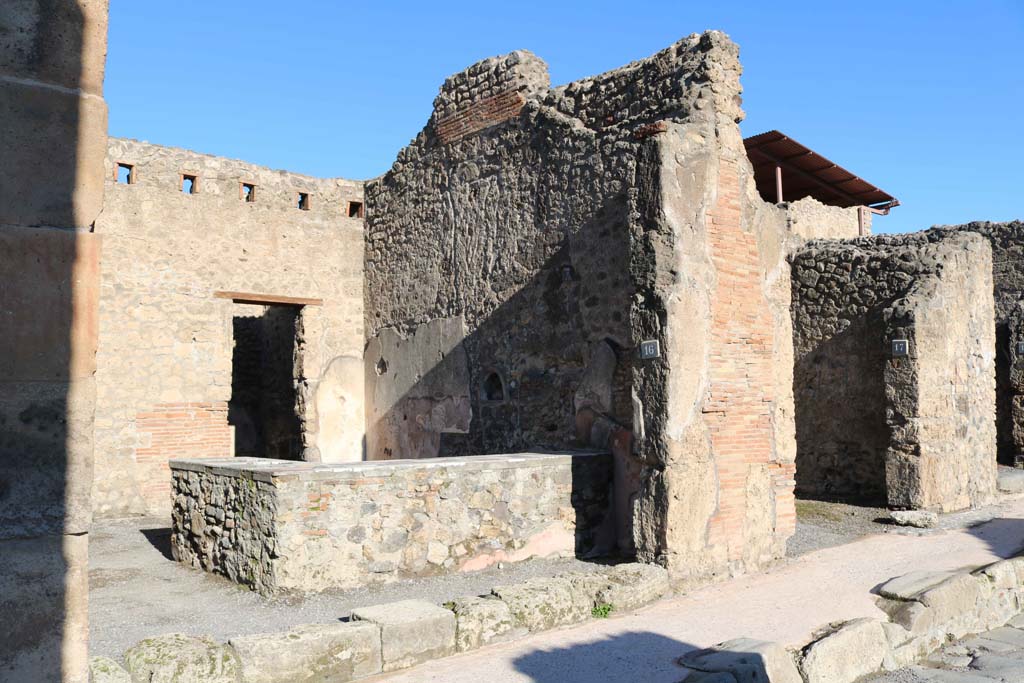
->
106, 1, 1022, 233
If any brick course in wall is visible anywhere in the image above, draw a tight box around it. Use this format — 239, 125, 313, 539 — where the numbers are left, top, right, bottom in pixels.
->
705, 158, 795, 557
135, 402, 231, 509
435, 91, 527, 144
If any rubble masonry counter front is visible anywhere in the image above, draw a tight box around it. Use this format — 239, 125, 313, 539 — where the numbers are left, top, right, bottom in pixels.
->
170, 453, 613, 594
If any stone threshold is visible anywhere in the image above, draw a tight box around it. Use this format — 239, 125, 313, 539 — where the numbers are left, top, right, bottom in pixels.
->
88, 561, 671, 682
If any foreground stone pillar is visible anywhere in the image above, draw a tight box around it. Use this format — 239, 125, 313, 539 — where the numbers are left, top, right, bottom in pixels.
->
629, 39, 797, 584
0, 2, 109, 680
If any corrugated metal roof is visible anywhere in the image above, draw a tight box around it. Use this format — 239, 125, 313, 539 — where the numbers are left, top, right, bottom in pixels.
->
743, 130, 898, 209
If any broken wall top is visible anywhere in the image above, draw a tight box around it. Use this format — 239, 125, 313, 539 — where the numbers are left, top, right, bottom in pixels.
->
388, 30, 743, 165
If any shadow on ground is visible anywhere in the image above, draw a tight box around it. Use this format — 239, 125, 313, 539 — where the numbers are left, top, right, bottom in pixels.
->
964, 516, 1024, 559
140, 527, 174, 561
512, 631, 770, 683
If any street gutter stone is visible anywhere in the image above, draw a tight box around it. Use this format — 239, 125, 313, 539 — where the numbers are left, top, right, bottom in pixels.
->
350, 599, 456, 672
229, 622, 382, 683
879, 571, 957, 600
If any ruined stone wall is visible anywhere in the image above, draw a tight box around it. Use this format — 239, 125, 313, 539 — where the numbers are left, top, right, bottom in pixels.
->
366, 32, 797, 581
170, 453, 612, 594
93, 139, 365, 517
364, 49, 635, 461
791, 231, 996, 510
0, 2, 108, 680
938, 222, 1024, 465
786, 196, 868, 239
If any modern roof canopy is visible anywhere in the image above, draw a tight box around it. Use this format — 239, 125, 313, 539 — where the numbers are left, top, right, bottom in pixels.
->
743, 130, 899, 211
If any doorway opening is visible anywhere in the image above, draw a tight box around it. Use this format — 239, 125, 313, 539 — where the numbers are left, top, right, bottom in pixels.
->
228, 303, 302, 459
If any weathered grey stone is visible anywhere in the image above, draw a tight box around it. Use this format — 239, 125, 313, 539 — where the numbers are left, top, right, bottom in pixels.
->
979, 557, 1024, 589
879, 571, 957, 600
492, 577, 581, 632
890, 510, 939, 528
350, 600, 455, 672
681, 638, 802, 683
963, 627, 1024, 653
228, 622, 382, 683
449, 596, 525, 652
916, 574, 992, 636
800, 619, 890, 683
123, 633, 240, 683
969, 652, 1024, 681
88, 656, 131, 683
595, 562, 671, 612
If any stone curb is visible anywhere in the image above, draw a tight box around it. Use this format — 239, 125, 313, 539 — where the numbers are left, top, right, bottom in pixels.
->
679, 556, 1024, 683
96, 562, 670, 682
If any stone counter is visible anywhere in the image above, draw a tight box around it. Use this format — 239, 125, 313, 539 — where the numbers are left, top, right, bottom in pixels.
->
170, 452, 613, 594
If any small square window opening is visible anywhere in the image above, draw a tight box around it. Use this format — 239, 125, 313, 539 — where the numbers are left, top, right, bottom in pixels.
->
241, 183, 256, 203
181, 174, 198, 195
298, 193, 310, 211
116, 163, 134, 185
347, 201, 364, 218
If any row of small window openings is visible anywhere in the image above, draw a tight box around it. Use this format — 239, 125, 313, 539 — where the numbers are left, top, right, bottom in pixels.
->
115, 163, 364, 216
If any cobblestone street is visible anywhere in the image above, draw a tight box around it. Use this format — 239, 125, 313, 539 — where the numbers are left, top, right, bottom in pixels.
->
867, 618, 1024, 682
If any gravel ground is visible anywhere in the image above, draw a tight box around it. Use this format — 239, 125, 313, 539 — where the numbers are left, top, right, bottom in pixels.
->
787, 468, 1024, 558
89, 517, 611, 660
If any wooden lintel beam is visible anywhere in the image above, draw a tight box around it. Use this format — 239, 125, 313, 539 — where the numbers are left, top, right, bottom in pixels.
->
213, 291, 323, 307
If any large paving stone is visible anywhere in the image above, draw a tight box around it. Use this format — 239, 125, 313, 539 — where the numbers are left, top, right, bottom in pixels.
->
911, 666, 1005, 682
879, 571, 957, 600
88, 656, 131, 683
969, 652, 1024, 681
229, 622, 382, 682
351, 599, 455, 672
449, 596, 525, 652
893, 574, 992, 637
596, 562, 670, 612
680, 638, 802, 683
123, 633, 240, 683
961, 626, 1024, 655
801, 618, 890, 683
492, 577, 581, 632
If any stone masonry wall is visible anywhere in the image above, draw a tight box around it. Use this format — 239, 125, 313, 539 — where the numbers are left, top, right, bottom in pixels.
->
786, 196, 868, 240
884, 241, 996, 510
364, 47, 633, 462
366, 31, 798, 582
791, 231, 996, 510
170, 453, 612, 594
939, 221, 1024, 465
93, 139, 365, 517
